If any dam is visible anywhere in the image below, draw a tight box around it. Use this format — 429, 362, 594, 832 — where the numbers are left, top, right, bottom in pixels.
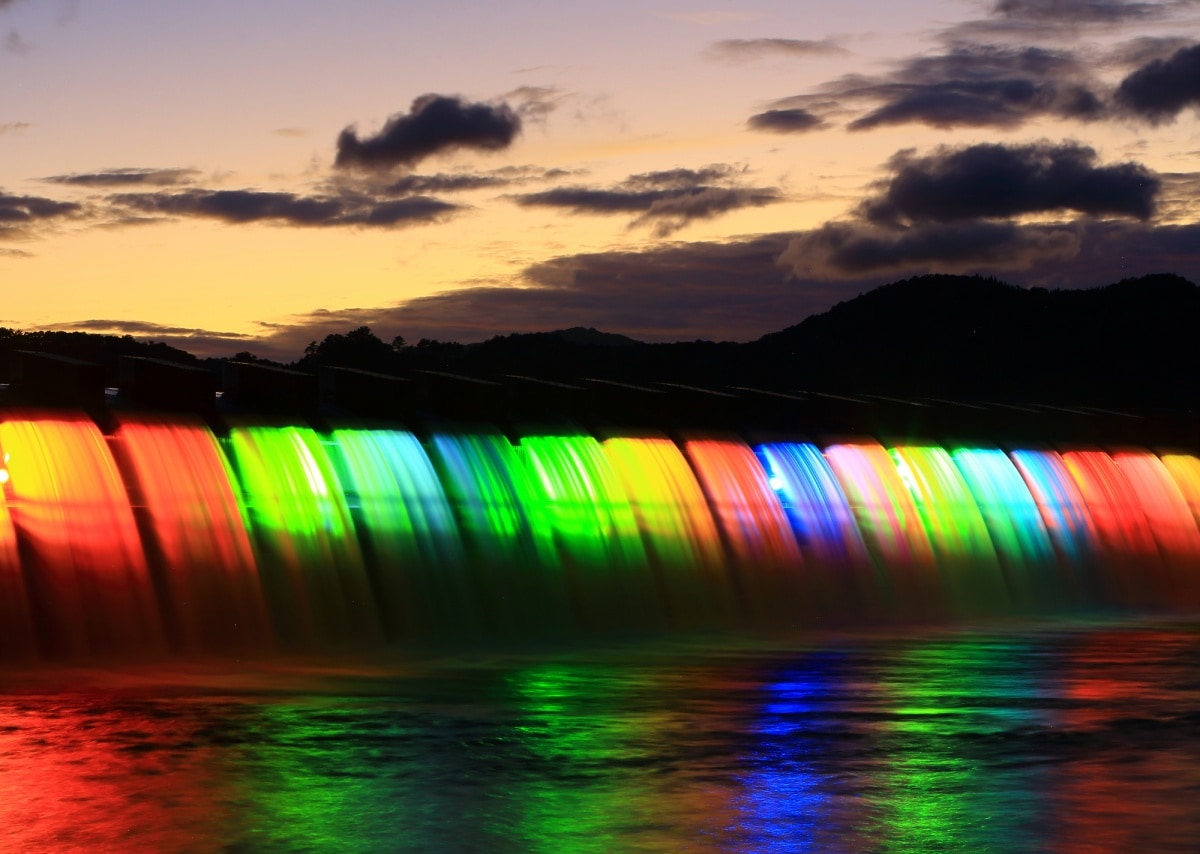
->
0, 351, 1196, 658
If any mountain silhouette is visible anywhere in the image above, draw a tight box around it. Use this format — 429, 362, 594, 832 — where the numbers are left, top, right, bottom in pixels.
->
749, 273, 1198, 413
2, 273, 1196, 416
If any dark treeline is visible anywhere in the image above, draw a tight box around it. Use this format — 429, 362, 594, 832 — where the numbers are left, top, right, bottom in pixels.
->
3, 272, 1197, 414
0, 329, 201, 384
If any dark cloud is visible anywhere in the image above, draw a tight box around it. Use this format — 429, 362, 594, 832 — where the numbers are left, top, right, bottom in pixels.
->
705, 38, 847, 62
334, 94, 521, 171
991, 0, 1166, 23
0, 121, 29, 134
47, 318, 254, 338
1115, 43, 1200, 123
43, 167, 201, 188
772, 43, 1105, 131
780, 220, 1081, 278
621, 165, 746, 189
513, 165, 781, 236
942, 0, 1197, 40
132, 213, 1200, 359
1105, 36, 1197, 68
747, 108, 825, 133
37, 319, 260, 360
248, 235, 827, 348
0, 191, 81, 236
109, 188, 460, 228
850, 45, 1103, 130
380, 165, 572, 196
230, 217, 1200, 356
859, 142, 1159, 225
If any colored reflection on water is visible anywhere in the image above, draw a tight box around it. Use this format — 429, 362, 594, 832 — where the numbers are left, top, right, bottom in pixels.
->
862, 636, 1051, 852
1, 620, 1196, 852
1052, 628, 1200, 852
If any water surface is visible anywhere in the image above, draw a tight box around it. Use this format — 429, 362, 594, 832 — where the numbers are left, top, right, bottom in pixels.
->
1, 617, 1198, 852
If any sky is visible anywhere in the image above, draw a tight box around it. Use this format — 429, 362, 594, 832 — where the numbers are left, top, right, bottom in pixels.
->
2, 0, 1199, 359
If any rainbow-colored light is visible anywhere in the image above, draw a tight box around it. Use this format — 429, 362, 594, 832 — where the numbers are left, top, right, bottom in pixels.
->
0, 412, 1197, 656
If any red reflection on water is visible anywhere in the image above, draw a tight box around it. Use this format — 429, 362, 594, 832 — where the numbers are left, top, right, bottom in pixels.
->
1053, 629, 1200, 853
0, 693, 240, 850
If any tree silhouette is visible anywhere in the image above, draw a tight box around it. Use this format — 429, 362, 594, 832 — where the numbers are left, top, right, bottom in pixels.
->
297, 326, 397, 371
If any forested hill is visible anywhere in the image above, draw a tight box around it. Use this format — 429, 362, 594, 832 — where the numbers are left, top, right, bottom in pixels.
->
3, 273, 1196, 415
748, 273, 1198, 412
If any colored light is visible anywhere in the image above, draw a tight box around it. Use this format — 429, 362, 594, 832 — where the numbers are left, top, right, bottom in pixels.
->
224, 425, 379, 646
0, 416, 163, 657
0, 412, 1196, 652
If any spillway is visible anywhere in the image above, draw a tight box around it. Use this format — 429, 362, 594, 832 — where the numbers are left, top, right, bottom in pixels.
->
0, 410, 1198, 658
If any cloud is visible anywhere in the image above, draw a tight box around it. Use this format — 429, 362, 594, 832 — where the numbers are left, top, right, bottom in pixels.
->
108, 188, 461, 228
1104, 36, 1197, 68
0, 121, 30, 134
37, 319, 260, 360
1115, 43, 1200, 123
705, 38, 847, 62
246, 234, 824, 348
859, 142, 1159, 225
43, 167, 201, 188
379, 165, 572, 196
0, 191, 81, 237
225, 216, 1200, 356
747, 108, 825, 133
990, 0, 1168, 23
1157, 171, 1200, 221
110, 210, 1199, 359
852, 45, 1103, 130
773, 43, 1105, 131
47, 318, 255, 338
780, 220, 1081, 278
4, 30, 30, 53
503, 85, 569, 123
0, 247, 32, 258
941, 0, 1198, 40
512, 165, 782, 236
273, 127, 310, 138
334, 94, 521, 171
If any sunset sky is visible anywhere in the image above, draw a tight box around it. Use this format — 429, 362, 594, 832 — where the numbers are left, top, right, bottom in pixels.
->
2, 0, 1198, 358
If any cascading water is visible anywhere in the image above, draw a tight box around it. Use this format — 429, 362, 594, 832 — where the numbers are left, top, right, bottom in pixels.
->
0, 411, 1198, 658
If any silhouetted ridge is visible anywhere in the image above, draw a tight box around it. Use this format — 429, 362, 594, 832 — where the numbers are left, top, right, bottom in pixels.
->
547, 327, 642, 347
4, 273, 1197, 417
750, 273, 1198, 413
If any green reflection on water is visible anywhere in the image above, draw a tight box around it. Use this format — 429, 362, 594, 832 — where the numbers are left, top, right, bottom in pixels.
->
869, 636, 1050, 853
504, 664, 638, 853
